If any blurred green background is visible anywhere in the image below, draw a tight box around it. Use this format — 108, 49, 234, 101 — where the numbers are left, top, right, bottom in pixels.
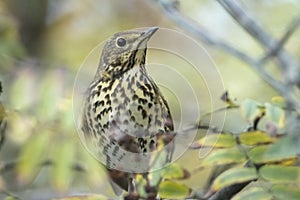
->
0, 0, 300, 199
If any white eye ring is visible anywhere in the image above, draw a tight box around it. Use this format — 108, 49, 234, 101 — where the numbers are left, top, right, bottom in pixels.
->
116, 37, 127, 47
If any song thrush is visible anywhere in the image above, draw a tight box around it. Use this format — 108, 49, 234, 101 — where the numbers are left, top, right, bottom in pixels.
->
81, 27, 174, 196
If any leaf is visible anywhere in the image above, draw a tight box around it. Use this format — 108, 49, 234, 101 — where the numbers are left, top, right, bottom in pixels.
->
161, 163, 189, 180
248, 145, 296, 164
271, 185, 300, 200
37, 69, 64, 121
271, 96, 286, 108
211, 167, 257, 192
232, 187, 272, 200
136, 174, 147, 198
17, 131, 50, 184
265, 103, 285, 128
51, 139, 75, 192
10, 68, 36, 110
190, 134, 236, 149
259, 165, 300, 184
158, 180, 191, 199
201, 148, 246, 166
248, 145, 271, 164
239, 131, 275, 145
240, 99, 262, 122
79, 148, 106, 188
264, 136, 298, 161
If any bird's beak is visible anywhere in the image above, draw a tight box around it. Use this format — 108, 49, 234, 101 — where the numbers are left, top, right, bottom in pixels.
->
138, 27, 159, 44
143, 27, 159, 39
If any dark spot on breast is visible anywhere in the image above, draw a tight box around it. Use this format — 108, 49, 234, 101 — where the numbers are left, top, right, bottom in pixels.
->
111, 120, 117, 127
138, 98, 147, 104
148, 103, 153, 109
131, 116, 135, 122
132, 94, 138, 100
123, 119, 129, 125
113, 98, 118, 103
103, 122, 108, 129
137, 105, 143, 111
102, 87, 108, 92
139, 74, 144, 81
96, 114, 101, 120
149, 139, 156, 150
142, 109, 147, 119
145, 83, 152, 90
124, 96, 130, 105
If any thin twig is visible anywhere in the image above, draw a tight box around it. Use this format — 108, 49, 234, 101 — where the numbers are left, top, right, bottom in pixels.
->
154, 0, 300, 111
217, 0, 300, 85
260, 17, 300, 63
154, 0, 256, 65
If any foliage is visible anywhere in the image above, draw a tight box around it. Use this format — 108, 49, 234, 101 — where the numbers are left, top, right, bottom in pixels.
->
189, 93, 300, 199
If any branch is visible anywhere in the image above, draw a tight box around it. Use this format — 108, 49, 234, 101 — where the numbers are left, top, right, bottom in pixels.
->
260, 17, 300, 63
154, 0, 256, 66
217, 0, 300, 85
154, 0, 300, 111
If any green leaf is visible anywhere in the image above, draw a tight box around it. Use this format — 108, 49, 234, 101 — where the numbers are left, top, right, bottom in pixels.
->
240, 99, 262, 122
259, 165, 300, 184
158, 180, 191, 199
190, 133, 236, 149
248, 145, 272, 164
265, 103, 285, 128
201, 148, 246, 166
79, 148, 106, 188
37, 69, 64, 121
232, 187, 272, 200
17, 131, 50, 184
10, 69, 35, 110
265, 136, 299, 160
271, 185, 300, 200
239, 131, 275, 145
161, 163, 189, 179
136, 174, 147, 198
211, 167, 257, 192
51, 139, 75, 192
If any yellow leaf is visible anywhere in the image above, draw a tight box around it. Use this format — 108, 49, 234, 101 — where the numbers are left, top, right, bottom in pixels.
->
190, 133, 236, 149
159, 180, 190, 199
240, 131, 275, 145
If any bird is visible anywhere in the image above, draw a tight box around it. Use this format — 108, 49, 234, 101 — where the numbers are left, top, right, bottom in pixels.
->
81, 27, 175, 197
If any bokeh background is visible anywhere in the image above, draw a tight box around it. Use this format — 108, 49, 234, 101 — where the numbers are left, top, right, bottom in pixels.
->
0, 0, 300, 199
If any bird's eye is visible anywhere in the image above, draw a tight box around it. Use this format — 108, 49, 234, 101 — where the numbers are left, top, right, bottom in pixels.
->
116, 37, 127, 47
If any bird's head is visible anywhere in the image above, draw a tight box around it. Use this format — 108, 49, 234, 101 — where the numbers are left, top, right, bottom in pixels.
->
96, 27, 158, 80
